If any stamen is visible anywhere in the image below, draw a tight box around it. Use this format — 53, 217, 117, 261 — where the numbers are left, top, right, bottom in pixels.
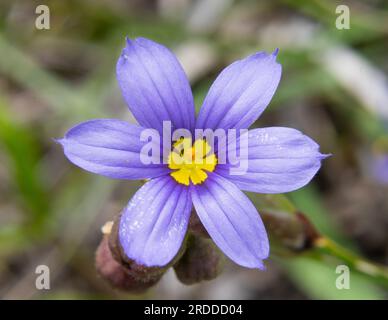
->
168, 138, 217, 186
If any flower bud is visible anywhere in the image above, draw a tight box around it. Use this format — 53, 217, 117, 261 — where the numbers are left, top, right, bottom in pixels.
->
174, 234, 225, 285
188, 211, 209, 238
107, 214, 177, 282
260, 210, 320, 253
95, 236, 161, 293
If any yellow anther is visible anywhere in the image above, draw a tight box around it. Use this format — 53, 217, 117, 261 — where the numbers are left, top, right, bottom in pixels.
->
168, 138, 217, 186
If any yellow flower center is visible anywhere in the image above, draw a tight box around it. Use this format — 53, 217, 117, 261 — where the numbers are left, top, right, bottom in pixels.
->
168, 138, 217, 186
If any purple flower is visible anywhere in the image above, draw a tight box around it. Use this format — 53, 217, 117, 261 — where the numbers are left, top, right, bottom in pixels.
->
59, 37, 327, 269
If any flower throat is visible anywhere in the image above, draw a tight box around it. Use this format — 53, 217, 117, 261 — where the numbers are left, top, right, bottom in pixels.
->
168, 138, 217, 186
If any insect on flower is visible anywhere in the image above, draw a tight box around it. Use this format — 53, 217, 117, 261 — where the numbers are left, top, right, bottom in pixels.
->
58, 37, 328, 269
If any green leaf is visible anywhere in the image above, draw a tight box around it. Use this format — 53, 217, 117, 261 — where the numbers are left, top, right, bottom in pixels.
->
284, 256, 385, 299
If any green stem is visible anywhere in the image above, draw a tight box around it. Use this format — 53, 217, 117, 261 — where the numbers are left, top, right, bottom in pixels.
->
314, 237, 388, 286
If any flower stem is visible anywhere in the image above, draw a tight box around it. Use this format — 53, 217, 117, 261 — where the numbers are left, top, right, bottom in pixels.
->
313, 236, 388, 286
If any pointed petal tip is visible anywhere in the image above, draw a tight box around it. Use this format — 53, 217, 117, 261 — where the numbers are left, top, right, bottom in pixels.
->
124, 36, 145, 52
125, 36, 133, 45
119, 38, 132, 62
272, 48, 279, 58
121, 37, 151, 63
321, 153, 332, 160
54, 137, 64, 145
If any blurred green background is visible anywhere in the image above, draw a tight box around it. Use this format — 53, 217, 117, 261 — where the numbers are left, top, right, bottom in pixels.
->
0, 0, 388, 299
